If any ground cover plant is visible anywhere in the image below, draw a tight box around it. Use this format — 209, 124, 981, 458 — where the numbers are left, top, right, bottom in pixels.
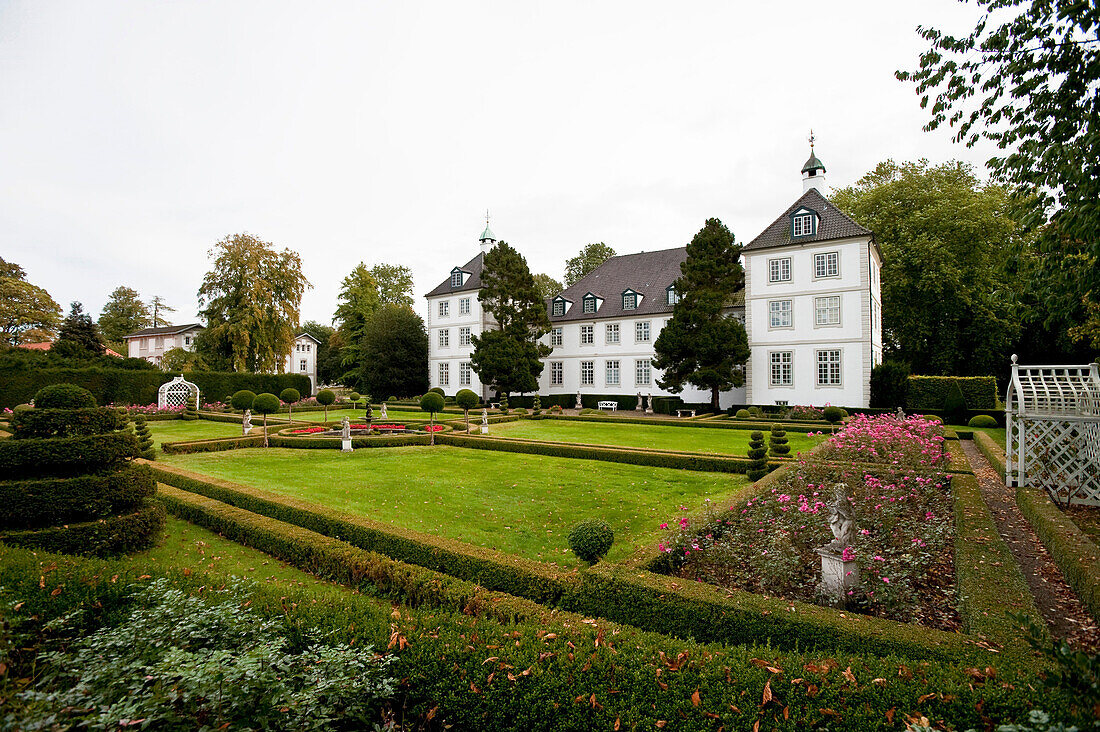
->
146, 419, 244, 451
489, 418, 825, 455
659, 414, 959, 627
160, 446, 752, 566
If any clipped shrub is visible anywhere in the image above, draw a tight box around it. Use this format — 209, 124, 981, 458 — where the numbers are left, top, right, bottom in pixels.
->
734, 408, 751, 419
252, 393, 281, 448
513, 407, 528, 415
230, 390, 256, 411
34, 384, 96, 409
870, 361, 910, 408
420, 392, 445, 445
132, 414, 154, 460
549, 404, 563, 414
349, 391, 361, 409
768, 424, 790, 457
0, 463, 156, 530
944, 381, 968, 424
279, 388, 301, 421
968, 414, 998, 428
429, 387, 445, 397
532, 395, 542, 415
455, 388, 479, 432
924, 414, 945, 424
568, 519, 614, 563
182, 396, 199, 421
907, 375, 996, 410
388, 396, 397, 402
823, 406, 844, 428
579, 408, 602, 416
11, 408, 126, 439
499, 394, 509, 414
748, 406, 764, 418
316, 389, 336, 424
746, 431, 768, 481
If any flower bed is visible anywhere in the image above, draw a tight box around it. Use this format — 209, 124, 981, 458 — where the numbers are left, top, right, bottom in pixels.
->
111, 403, 185, 417
789, 405, 825, 421
657, 415, 958, 629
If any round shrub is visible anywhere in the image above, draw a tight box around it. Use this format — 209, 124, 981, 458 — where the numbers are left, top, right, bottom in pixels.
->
823, 406, 844, 425
280, 388, 301, 405
420, 391, 445, 415
231, 390, 257, 411
429, 387, 445, 397
349, 392, 361, 405
35, 384, 96, 409
13, 403, 33, 415
568, 519, 614, 563
968, 414, 998, 428
923, 414, 944, 424
513, 407, 527, 415
316, 389, 336, 407
252, 393, 280, 414
388, 396, 398, 402
734, 408, 751, 419
748, 406, 764, 418
455, 389, 478, 412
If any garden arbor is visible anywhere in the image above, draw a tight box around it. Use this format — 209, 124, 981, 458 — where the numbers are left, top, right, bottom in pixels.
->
157, 375, 200, 411
1006, 355, 1100, 505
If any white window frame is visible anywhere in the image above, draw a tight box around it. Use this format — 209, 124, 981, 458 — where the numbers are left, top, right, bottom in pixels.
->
551, 327, 563, 347
459, 297, 471, 315
459, 361, 472, 386
635, 321, 651, 343
769, 350, 793, 387
580, 325, 594, 345
792, 213, 814, 237
768, 257, 791, 283
580, 360, 594, 386
635, 359, 651, 386
816, 349, 842, 386
814, 295, 841, 326
606, 323, 620, 344
606, 360, 620, 386
450, 271, 464, 288
667, 288, 679, 305
438, 300, 449, 317
550, 361, 563, 386
299, 359, 307, 372
459, 326, 472, 346
438, 362, 450, 386
768, 299, 793, 329
814, 251, 839, 279
623, 293, 637, 310
439, 329, 449, 348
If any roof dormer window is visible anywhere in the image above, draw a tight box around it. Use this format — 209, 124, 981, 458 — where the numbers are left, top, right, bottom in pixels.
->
622, 290, 638, 310
450, 268, 464, 288
666, 285, 680, 306
582, 293, 598, 314
791, 209, 816, 238
552, 297, 567, 317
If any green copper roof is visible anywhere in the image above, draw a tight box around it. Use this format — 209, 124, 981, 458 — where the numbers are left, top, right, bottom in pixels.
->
479, 225, 496, 241
802, 152, 825, 173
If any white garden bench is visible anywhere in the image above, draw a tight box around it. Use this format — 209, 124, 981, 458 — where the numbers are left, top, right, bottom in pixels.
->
597, 400, 618, 412
676, 409, 696, 418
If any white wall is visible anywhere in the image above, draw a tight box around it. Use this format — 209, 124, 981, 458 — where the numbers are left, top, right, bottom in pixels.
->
426, 290, 490, 398
125, 329, 200, 365
283, 336, 318, 395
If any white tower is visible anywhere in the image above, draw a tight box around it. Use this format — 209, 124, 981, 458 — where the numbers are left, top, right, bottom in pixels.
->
479, 210, 497, 254
801, 131, 827, 193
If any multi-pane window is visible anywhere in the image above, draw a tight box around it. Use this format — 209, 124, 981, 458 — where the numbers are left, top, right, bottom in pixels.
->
606, 360, 620, 386
580, 325, 594, 345
769, 257, 791, 283
551, 327, 563, 347
305, 344, 311, 352
606, 323, 620, 344
550, 361, 563, 385
451, 271, 463, 288
580, 361, 594, 386
438, 329, 449, 348
792, 213, 814, 237
439, 301, 449, 317
459, 297, 471, 315
769, 300, 793, 328
184, 336, 192, 346
299, 359, 307, 372
623, 293, 637, 310
667, 288, 679, 305
770, 351, 793, 386
814, 252, 839, 278
553, 300, 566, 316
816, 349, 842, 386
459, 362, 472, 386
635, 321, 651, 342
814, 295, 841, 326
635, 359, 651, 386
438, 362, 450, 386
459, 326, 472, 346
583, 296, 597, 314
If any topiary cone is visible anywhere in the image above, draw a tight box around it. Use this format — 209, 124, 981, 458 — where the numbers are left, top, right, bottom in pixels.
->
768, 424, 790, 457
746, 430, 768, 481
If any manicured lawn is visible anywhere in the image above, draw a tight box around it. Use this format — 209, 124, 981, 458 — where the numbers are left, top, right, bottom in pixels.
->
161, 446, 753, 566
488, 419, 827, 456
951, 424, 1007, 450
146, 419, 244, 451
293, 408, 437, 424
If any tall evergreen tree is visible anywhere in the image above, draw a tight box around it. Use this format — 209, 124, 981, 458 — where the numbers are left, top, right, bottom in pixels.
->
148, 296, 175, 327
652, 218, 749, 409
98, 286, 151, 342
470, 242, 552, 395
356, 304, 429, 398
56, 302, 104, 355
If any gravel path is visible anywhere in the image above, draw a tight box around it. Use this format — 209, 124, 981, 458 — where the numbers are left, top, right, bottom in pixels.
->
961, 440, 1100, 651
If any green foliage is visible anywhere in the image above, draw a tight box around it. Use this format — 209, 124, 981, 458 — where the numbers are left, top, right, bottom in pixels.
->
252, 393, 280, 414
823, 406, 844, 425
907, 375, 997, 410
567, 519, 614, 563
315, 389, 335, 406
564, 242, 616, 286
301, 320, 340, 385
734, 408, 751, 419
532, 394, 541, 415
279, 387, 300, 405
369, 262, 415, 308
748, 406, 763, 417
333, 263, 382, 371
132, 414, 154, 459
499, 393, 508, 414
870, 360, 910, 408
230, 389, 256, 411
0, 464, 156, 530
944, 381, 968, 422
0, 499, 165, 556
419, 391, 445, 415
0, 258, 61, 346
348, 304, 428, 397
0, 432, 140, 479
56, 301, 104, 355
455, 389, 478, 411
12, 407, 125, 438
148, 295, 175, 327
428, 387, 444, 396
34, 383, 96, 409
471, 242, 552, 394
745, 431, 768, 481
348, 391, 360, 406
197, 233, 310, 372
159, 346, 208, 372
96, 286, 150, 343
768, 424, 789, 457
968, 414, 998, 428
531, 273, 563, 299
652, 218, 749, 408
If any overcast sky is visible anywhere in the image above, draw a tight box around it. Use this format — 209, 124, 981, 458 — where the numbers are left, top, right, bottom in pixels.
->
0, 0, 1000, 328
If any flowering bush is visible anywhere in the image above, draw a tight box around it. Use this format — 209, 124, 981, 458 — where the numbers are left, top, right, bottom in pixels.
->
288, 427, 327, 434
201, 401, 230, 412
424, 424, 444, 432
789, 405, 825, 421
110, 402, 185, 416
813, 413, 947, 468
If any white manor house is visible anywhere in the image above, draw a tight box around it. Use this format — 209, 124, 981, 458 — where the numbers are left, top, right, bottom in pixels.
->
425, 150, 883, 409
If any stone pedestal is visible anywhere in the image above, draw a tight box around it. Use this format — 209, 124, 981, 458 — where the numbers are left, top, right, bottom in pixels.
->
341, 438, 353, 453
817, 548, 859, 604
480, 423, 488, 435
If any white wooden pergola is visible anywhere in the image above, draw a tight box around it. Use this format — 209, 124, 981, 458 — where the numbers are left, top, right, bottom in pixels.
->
158, 375, 200, 411
1006, 355, 1100, 505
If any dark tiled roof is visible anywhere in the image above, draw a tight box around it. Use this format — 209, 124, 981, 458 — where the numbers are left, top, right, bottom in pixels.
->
743, 188, 872, 252
425, 252, 485, 297
123, 323, 204, 339
549, 247, 743, 323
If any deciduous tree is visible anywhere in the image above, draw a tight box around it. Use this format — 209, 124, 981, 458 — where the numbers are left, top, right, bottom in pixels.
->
564, 242, 616, 286
532, 273, 563, 300
355, 305, 428, 398
98, 286, 150, 343
370, 263, 415, 308
0, 258, 61, 346
333, 263, 382, 375
148, 296, 175, 327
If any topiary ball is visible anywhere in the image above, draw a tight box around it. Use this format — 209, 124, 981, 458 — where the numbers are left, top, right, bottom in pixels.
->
316, 389, 336, 406
735, 408, 751, 419
280, 388, 301, 404
420, 391, 445, 415
968, 414, 998, 428
35, 383, 96, 409
349, 392, 361, 404
568, 519, 614, 563
231, 390, 257, 411
823, 406, 844, 424
429, 387, 445, 397
252, 393, 280, 414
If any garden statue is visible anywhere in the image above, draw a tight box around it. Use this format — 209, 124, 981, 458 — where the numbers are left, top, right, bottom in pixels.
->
575, 393, 583, 410
380, 402, 388, 419
480, 408, 489, 434
645, 393, 654, 414
365, 403, 373, 430
896, 406, 906, 421
826, 483, 857, 550
340, 416, 352, 452
242, 409, 252, 435
817, 482, 859, 603
635, 392, 643, 412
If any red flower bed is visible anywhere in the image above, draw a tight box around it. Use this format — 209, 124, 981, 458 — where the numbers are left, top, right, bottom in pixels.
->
288, 427, 326, 434
424, 425, 444, 432
374, 424, 406, 430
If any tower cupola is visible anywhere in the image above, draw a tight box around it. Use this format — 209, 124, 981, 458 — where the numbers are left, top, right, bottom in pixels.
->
801, 131, 827, 193
479, 210, 497, 254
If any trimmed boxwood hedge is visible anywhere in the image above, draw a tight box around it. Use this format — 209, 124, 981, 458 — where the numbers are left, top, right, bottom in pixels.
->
160, 436, 266, 454
974, 430, 1007, 477
907, 375, 997, 410
533, 413, 827, 434
10, 407, 127, 439
0, 431, 139, 477
0, 499, 164, 556
0, 463, 156, 530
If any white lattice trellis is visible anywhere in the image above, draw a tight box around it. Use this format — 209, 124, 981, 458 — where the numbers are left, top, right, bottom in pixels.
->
158, 375, 200, 410
1006, 355, 1100, 505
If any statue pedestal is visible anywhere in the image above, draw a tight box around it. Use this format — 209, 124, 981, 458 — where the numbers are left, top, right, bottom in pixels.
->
341, 438, 353, 453
480, 424, 488, 435
817, 548, 859, 604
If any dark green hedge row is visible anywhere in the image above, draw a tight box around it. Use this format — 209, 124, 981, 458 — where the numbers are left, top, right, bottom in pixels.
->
533, 413, 827, 434
1017, 484, 1100, 623
0, 431, 139, 477
953, 473, 1044, 655
907, 375, 998, 410
160, 436, 266, 454
0, 464, 156, 530
0, 544, 1058, 731
974, 430, 1007, 477
0, 367, 312, 410
10, 407, 127, 439
0, 499, 164, 556
267, 434, 431, 449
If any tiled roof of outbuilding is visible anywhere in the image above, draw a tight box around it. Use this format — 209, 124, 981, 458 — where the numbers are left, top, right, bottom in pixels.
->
425, 252, 486, 297
123, 323, 204, 339
743, 188, 872, 252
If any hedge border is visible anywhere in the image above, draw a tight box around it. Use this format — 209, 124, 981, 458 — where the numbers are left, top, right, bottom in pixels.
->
974, 430, 1007, 478
907, 375, 998, 410
0, 431, 139, 477
0, 498, 165, 556
532, 413, 829, 434
10, 407, 128, 438
0, 463, 157, 530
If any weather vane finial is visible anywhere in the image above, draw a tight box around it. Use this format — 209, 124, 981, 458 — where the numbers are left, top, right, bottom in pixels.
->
808, 129, 815, 151
486, 208, 491, 226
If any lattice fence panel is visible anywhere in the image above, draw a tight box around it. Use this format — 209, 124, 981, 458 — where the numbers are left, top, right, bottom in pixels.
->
1022, 417, 1100, 506
158, 376, 199, 410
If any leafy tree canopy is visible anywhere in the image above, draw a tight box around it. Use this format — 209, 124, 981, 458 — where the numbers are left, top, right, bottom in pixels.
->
56, 301, 104, 355
149, 296, 174, 328
564, 242, 616, 287
353, 304, 428, 398
0, 258, 61, 346
370, 263, 415, 308
98, 286, 151, 343
301, 320, 341, 385
160, 346, 209, 372
652, 218, 749, 408
532, 273, 563, 300
197, 232, 311, 373
333, 263, 382, 369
